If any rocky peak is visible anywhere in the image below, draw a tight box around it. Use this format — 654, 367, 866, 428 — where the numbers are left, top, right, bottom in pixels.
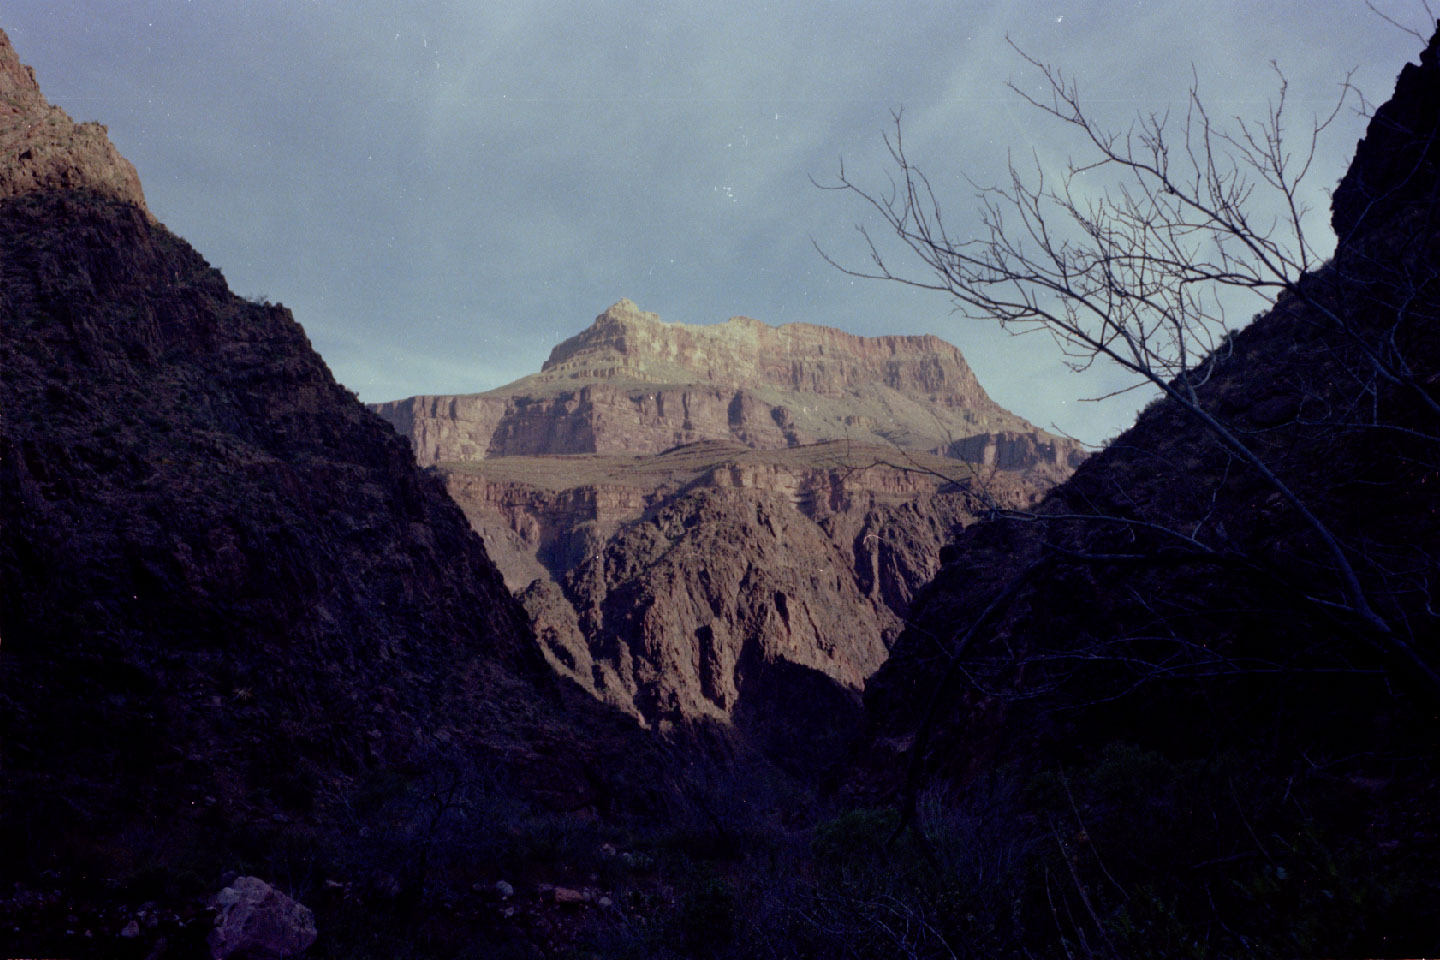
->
1331, 21, 1440, 239
540, 298, 663, 373
0, 27, 39, 96
598, 296, 657, 327
580, 297, 662, 340
536, 299, 994, 403
373, 300, 1077, 467
0, 28, 149, 214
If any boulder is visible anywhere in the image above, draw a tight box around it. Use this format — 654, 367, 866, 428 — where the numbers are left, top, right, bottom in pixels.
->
207, 877, 317, 960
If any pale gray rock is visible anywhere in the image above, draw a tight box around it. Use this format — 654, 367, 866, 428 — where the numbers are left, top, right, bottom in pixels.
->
207, 876, 316, 960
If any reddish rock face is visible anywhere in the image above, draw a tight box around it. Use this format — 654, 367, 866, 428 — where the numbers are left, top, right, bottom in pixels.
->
0, 28, 148, 213
527, 451, 1024, 722
946, 430, 1089, 486
431, 440, 1053, 769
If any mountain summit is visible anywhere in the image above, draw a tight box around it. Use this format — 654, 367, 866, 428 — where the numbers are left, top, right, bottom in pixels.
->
539, 297, 1001, 408
374, 299, 1082, 472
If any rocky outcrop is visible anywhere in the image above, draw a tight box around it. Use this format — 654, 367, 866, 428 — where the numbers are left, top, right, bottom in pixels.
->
0, 28, 147, 213
372, 299, 1053, 465
554, 481, 976, 716
444, 467, 662, 592
563, 485, 897, 726
208, 877, 317, 960
1331, 19, 1440, 240
944, 430, 1089, 486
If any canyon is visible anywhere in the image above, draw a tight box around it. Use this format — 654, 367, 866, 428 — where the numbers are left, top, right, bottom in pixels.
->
3, 16, 1437, 958
374, 301, 1084, 744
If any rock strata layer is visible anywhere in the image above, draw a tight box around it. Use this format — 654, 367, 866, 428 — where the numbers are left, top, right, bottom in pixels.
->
373, 298, 1085, 470
447, 442, 1044, 770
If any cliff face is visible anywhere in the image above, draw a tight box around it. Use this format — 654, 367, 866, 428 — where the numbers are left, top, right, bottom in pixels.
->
537, 300, 991, 400
372, 298, 1082, 467
945, 430, 1089, 487
0, 27, 646, 917
442, 440, 1024, 591
435, 439, 1043, 770
0, 36, 147, 212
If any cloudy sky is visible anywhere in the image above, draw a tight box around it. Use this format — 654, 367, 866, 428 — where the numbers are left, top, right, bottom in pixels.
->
0, 1, 1429, 442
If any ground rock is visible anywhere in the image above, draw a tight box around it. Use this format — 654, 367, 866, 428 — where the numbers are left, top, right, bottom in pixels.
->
207, 877, 316, 960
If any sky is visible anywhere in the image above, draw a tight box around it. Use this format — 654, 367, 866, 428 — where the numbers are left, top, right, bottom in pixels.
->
0, 1, 1430, 444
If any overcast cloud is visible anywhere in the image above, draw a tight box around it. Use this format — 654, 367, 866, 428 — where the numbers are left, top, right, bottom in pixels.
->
0, 1, 1428, 442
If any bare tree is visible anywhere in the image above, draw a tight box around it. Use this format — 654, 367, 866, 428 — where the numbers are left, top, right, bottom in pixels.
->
818, 44, 1440, 694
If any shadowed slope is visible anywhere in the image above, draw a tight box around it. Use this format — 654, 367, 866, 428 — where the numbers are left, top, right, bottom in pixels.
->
847, 26, 1440, 958
0, 29, 656, 952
